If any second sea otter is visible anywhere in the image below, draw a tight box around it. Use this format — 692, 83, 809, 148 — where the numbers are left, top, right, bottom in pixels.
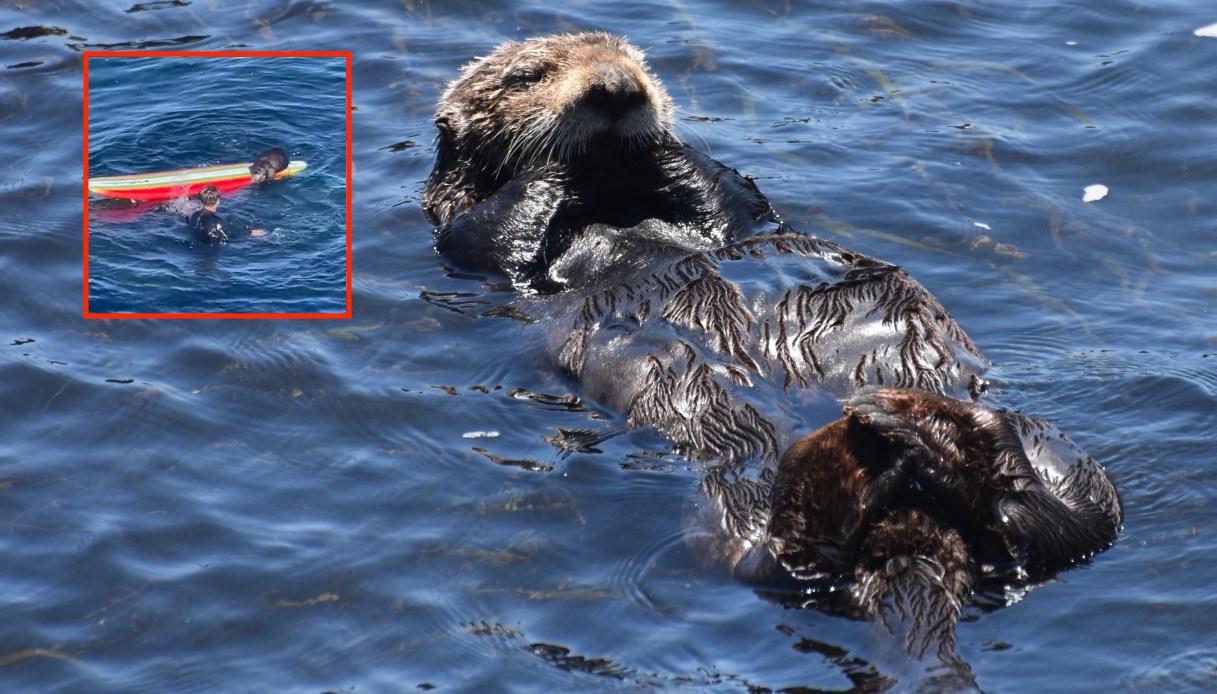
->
422, 32, 1122, 675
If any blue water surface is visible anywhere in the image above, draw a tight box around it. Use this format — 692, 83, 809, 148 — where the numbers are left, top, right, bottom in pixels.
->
86, 55, 349, 315
1, 1, 1215, 692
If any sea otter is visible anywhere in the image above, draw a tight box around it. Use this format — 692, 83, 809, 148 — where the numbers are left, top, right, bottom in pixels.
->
422, 32, 1122, 676
249, 147, 289, 183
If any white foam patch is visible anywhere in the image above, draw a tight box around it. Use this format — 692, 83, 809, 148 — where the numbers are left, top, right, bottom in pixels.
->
1083, 184, 1109, 203
161, 195, 200, 218
462, 431, 499, 439
1195, 23, 1217, 38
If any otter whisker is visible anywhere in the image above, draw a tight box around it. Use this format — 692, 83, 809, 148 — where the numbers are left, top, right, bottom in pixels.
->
493, 111, 548, 175
517, 111, 559, 169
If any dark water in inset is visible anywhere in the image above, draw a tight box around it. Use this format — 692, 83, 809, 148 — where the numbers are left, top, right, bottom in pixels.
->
86, 55, 348, 315
2, 1, 1216, 692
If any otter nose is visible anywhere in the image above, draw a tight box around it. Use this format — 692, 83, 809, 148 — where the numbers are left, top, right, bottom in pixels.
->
585, 62, 647, 121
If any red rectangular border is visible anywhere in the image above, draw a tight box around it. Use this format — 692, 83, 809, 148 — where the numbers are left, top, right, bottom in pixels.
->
82, 50, 354, 320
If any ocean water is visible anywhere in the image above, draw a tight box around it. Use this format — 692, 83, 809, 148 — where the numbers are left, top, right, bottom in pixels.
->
85, 55, 349, 316
2, 1, 1216, 692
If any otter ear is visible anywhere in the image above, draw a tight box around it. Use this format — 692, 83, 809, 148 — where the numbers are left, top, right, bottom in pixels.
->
435, 115, 452, 138
432, 116, 455, 174
423, 115, 461, 225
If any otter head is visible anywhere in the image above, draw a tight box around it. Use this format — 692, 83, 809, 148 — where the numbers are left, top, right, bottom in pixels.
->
424, 32, 676, 225
249, 163, 275, 183
249, 147, 289, 183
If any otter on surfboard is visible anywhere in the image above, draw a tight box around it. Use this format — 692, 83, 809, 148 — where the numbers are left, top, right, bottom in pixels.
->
89, 148, 306, 202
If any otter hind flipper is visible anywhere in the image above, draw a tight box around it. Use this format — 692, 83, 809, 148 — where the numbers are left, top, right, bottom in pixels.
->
769, 412, 975, 673
854, 507, 973, 666
844, 394, 929, 450
840, 388, 1123, 578
993, 410, 1124, 576
767, 416, 914, 582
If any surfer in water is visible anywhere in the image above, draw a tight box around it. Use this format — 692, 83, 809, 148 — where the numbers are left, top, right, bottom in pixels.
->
188, 185, 226, 242
168, 148, 288, 243
173, 185, 266, 243
186, 185, 268, 243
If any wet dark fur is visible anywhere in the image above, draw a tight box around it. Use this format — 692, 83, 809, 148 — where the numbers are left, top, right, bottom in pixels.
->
432, 148, 776, 292
423, 32, 1122, 677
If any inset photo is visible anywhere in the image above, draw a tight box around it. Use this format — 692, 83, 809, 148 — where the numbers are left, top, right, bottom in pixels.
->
84, 52, 351, 318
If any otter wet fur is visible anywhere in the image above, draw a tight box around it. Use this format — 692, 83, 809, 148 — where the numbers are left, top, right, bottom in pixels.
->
423, 32, 1122, 684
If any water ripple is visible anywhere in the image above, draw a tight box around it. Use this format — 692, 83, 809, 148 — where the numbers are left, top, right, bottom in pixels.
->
2, 1, 1215, 692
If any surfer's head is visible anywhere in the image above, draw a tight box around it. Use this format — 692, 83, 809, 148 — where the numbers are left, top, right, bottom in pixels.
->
199, 185, 220, 210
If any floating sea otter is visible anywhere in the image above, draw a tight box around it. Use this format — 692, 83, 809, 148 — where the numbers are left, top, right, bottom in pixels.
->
422, 32, 1121, 680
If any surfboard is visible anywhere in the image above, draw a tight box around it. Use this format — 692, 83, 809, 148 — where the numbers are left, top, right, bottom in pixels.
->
88, 160, 308, 201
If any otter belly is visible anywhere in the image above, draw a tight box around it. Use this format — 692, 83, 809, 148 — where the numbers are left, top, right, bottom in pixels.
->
537, 231, 988, 464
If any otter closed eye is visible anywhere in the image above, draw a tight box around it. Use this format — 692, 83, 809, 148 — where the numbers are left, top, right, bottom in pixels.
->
502, 65, 544, 90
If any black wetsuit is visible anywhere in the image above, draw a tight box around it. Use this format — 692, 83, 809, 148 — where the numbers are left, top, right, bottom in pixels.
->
189, 209, 228, 243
